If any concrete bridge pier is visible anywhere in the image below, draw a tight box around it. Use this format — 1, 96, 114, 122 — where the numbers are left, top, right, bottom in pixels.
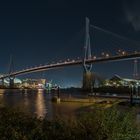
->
83, 71, 94, 91
1, 78, 4, 87
9, 77, 15, 88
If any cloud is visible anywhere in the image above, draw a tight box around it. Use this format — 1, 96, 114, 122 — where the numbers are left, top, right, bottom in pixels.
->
124, 0, 140, 31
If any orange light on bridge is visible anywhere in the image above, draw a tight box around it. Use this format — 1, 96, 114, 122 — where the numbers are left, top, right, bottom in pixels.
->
105, 53, 109, 57
118, 49, 121, 52
117, 49, 127, 56
122, 51, 127, 55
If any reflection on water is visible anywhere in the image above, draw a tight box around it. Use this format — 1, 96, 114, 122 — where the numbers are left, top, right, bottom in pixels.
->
0, 89, 140, 122
0, 89, 91, 119
35, 90, 47, 117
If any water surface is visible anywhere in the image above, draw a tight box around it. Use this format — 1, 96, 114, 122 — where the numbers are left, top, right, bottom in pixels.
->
0, 89, 92, 119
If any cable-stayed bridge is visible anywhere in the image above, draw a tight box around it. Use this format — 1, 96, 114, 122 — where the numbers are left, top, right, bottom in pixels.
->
1, 52, 140, 78
0, 17, 140, 89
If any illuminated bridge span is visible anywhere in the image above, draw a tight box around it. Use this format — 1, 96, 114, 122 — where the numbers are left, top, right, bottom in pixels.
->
1, 17, 140, 91
1, 52, 140, 79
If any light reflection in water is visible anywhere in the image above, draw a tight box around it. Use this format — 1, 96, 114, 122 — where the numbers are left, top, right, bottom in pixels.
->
24, 90, 29, 107
35, 89, 47, 117
0, 89, 95, 119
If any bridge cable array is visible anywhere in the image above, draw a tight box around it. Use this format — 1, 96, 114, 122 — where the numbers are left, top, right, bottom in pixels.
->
90, 24, 140, 54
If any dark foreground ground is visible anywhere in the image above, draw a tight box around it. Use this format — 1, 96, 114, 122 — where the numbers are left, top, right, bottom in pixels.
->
0, 104, 139, 140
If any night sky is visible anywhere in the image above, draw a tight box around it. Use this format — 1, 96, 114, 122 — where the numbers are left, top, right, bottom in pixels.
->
0, 0, 140, 87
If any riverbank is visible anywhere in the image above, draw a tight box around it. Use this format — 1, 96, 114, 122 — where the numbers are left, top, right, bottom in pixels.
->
0, 105, 139, 140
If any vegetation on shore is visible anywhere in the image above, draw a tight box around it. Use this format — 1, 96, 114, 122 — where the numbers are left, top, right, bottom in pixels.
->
0, 106, 139, 140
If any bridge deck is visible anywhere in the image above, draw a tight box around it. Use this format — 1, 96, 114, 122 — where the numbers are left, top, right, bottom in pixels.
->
1, 52, 140, 78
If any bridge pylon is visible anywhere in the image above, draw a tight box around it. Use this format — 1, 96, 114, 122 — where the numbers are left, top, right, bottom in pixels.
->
8, 55, 15, 88
83, 17, 94, 91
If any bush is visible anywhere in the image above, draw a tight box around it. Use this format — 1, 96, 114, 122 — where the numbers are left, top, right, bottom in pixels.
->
0, 106, 139, 140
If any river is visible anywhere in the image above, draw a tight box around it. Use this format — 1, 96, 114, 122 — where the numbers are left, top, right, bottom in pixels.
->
0, 89, 92, 119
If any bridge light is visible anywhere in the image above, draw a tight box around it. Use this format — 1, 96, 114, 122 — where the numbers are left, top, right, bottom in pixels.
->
118, 49, 123, 54
122, 51, 126, 55
117, 49, 122, 55
105, 54, 109, 57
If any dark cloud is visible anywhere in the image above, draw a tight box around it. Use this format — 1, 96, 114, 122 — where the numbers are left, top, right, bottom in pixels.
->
124, 0, 140, 31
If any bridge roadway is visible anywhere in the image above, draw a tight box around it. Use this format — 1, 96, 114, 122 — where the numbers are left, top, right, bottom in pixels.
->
1, 52, 140, 79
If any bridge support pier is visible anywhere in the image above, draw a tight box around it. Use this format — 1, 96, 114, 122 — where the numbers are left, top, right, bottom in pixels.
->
83, 71, 94, 91
9, 77, 14, 88
1, 78, 4, 87
82, 17, 94, 92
